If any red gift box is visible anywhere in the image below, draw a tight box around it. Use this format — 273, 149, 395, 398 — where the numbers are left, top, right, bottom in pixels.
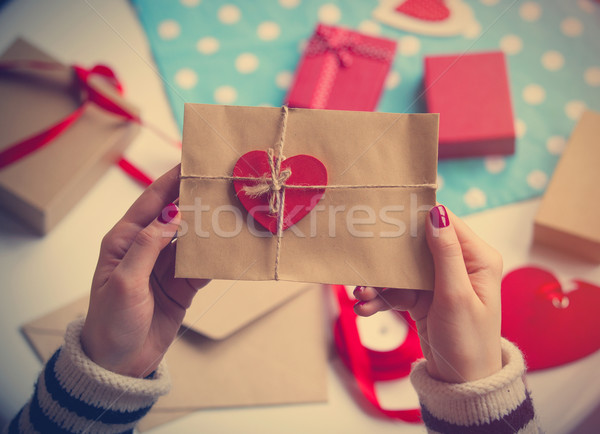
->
424, 51, 515, 159
286, 24, 397, 111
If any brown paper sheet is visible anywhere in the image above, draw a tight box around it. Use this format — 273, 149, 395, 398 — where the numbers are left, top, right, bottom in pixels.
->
0, 38, 139, 234
534, 110, 600, 262
22, 281, 327, 432
176, 104, 438, 290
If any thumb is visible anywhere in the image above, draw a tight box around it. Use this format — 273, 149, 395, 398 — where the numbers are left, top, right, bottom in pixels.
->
118, 203, 180, 278
426, 205, 472, 300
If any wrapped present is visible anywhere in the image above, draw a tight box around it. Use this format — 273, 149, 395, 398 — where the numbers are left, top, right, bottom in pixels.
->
286, 24, 397, 111
0, 38, 140, 234
424, 51, 515, 159
176, 104, 438, 290
534, 110, 600, 262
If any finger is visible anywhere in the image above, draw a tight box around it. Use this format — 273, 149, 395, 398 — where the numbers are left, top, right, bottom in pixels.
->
442, 209, 503, 306
445, 208, 503, 277
117, 203, 180, 278
354, 288, 419, 317
353, 286, 381, 301
121, 164, 181, 228
92, 166, 181, 289
154, 240, 209, 291
426, 205, 474, 302
153, 241, 210, 310
443, 207, 480, 246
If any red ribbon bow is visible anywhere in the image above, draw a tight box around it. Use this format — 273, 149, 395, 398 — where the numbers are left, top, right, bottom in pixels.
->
72, 64, 139, 122
308, 26, 359, 67
306, 25, 395, 68
0, 61, 158, 186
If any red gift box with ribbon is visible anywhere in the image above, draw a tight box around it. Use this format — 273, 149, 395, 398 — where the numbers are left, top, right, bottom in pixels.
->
286, 24, 397, 111
0, 38, 144, 234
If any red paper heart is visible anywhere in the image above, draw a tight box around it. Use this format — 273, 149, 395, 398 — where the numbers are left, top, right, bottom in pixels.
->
501, 266, 600, 371
232, 150, 327, 234
395, 0, 451, 22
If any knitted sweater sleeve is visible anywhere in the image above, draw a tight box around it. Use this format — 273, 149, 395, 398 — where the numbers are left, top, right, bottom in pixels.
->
410, 338, 539, 434
6, 318, 170, 434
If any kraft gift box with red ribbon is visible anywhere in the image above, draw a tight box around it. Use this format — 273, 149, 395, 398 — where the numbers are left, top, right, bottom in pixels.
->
534, 110, 600, 262
176, 103, 439, 290
0, 38, 141, 234
286, 24, 397, 111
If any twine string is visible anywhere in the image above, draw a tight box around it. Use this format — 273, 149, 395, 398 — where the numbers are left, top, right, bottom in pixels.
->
179, 175, 438, 191
241, 148, 291, 215
235, 106, 290, 279
273, 106, 289, 279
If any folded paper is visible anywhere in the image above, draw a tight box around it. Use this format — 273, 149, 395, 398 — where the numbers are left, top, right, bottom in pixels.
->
0, 38, 140, 234
176, 104, 438, 290
22, 280, 327, 432
286, 24, 396, 111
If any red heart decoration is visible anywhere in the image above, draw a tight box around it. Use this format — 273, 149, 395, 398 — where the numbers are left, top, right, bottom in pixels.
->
232, 150, 327, 234
501, 266, 600, 371
395, 0, 451, 22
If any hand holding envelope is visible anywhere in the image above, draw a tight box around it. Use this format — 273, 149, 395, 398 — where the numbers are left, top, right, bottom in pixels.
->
22, 104, 439, 431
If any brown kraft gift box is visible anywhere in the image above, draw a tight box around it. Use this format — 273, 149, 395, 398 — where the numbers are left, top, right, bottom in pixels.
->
534, 110, 600, 262
0, 38, 140, 234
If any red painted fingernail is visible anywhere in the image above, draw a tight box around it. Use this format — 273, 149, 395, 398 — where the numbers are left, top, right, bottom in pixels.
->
354, 300, 367, 309
158, 203, 179, 224
430, 205, 449, 229
354, 286, 365, 294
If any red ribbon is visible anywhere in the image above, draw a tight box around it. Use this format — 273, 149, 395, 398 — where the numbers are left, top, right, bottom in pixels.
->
306, 25, 396, 67
0, 60, 176, 187
332, 284, 422, 423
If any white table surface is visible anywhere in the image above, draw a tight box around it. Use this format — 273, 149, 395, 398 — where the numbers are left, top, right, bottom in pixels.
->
1, 1, 599, 433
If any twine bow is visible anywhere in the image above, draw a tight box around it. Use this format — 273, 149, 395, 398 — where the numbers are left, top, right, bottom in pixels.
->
241, 148, 291, 215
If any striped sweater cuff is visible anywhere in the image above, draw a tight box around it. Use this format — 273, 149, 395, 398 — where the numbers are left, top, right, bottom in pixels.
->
13, 317, 170, 433
410, 338, 538, 434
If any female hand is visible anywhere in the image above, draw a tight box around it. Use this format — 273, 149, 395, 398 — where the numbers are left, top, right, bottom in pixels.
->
81, 165, 210, 378
354, 205, 503, 383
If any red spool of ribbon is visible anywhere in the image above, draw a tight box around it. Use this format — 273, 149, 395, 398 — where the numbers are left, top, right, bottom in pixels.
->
332, 284, 422, 422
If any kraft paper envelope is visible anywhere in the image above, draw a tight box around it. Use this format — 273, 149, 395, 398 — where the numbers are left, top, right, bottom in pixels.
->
177, 104, 438, 290
22, 281, 327, 431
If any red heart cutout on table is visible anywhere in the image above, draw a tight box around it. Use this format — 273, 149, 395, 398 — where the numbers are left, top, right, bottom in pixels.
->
232, 150, 327, 234
501, 266, 600, 371
395, 0, 450, 22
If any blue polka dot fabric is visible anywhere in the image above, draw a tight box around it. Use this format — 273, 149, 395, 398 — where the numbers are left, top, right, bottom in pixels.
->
131, 0, 600, 216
